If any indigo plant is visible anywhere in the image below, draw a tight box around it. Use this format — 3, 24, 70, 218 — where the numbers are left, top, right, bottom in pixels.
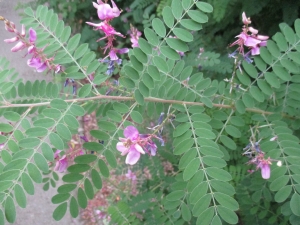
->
0, 0, 300, 224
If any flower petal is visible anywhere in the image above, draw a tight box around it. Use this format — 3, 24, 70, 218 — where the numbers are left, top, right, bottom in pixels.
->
29, 28, 37, 42
125, 150, 140, 165
134, 144, 145, 154
261, 164, 270, 179
124, 126, 139, 140
116, 142, 127, 152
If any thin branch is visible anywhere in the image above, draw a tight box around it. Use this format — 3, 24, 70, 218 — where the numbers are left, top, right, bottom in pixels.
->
0, 95, 297, 119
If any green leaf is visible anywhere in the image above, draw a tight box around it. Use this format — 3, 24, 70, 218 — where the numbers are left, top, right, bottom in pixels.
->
166, 190, 185, 201
53, 202, 67, 221
144, 28, 159, 46
67, 33, 81, 51
74, 154, 97, 164
3, 111, 20, 121
34, 153, 49, 173
91, 169, 102, 189
138, 38, 152, 55
105, 150, 117, 168
14, 184, 27, 208
42, 108, 62, 119
270, 175, 290, 191
153, 56, 168, 73
84, 178, 94, 199
0, 123, 13, 133
57, 184, 77, 193
74, 43, 88, 59
166, 38, 188, 52
181, 203, 191, 221
203, 156, 226, 168
130, 110, 143, 123
19, 137, 40, 148
26, 127, 48, 137
33, 118, 55, 128
190, 182, 208, 204
291, 193, 300, 216
133, 48, 148, 63
171, 0, 183, 19
188, 10, 208, 23
69, 197, 79, 218
67, 164, 90, 173
249, 86, 265, 102
56, 123, 72, 140
220, 135, 237, 150
124, 66, 139, 80
134, 90, 145, 105
24, 7, 34, 16
49, 132, 64, 150
206, 167, 232, 181
160, 46, 180, 60
174, 123, 191, 137
180, 19, 202, 31
27, 163, 42, 183
183, 158, 200, 181
83, 142, 104, 152
5, 196, 16, 223
148, 65, 161, 81
214, 192, 239, 211
69, 104, 85, 116
217, 205, 238, 224
64, 114, 79, 129
50, 99, 68, 109
173, 28, 193, 42
113, 102, 129, 112
22, 173, 34, 195
225, 125, 241, 138
77, 188, 87, 208
98, 159, 109, 177
162, 6, 174, 28
152, 18, 166, 37
52, 193, 70, 204
62, 173, 84, 182
275, 185, 292, 203
196, 2, 213, 13
196, 206, 214, 224
130, 55, 144, 71
78, 84, 92, 97
90, 130, 110, 140
41, 143, 54, 161
60, 26, 71, 43
86, 60, 100, 74
80, 52, 96, 67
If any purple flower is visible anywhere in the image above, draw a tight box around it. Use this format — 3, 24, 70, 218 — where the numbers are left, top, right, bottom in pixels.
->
92, 0, 121, 21
260, 163, 270, 179
27, 57, 47, 72
54, 150, 68, 173
116, 126, 145, 165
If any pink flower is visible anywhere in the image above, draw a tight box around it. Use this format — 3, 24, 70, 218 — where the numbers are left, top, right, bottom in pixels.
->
242, 12, 251, 25
108, 48, 129, 60
54, 150, 68, 173
129, 25, 142, 48
125, 169, 137, 181
86, 21, 125, 39
27, 57, 47, 72
116, 126, 145, 165
93, 0, 121, 21
11, 41, 26, 52
260, 163, 271, 179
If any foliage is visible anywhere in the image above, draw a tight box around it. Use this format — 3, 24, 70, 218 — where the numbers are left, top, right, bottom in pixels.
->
0, 0, 300, 225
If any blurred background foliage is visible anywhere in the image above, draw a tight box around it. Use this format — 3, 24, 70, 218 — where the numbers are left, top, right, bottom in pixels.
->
17, 0, 300, 79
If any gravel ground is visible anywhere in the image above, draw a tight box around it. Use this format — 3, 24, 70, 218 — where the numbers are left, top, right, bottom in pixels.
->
0, 1, 83, 224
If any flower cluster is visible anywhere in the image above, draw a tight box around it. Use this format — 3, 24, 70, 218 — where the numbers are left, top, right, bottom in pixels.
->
116, 126, 158, 165
86, 0, 128, 60
2, 17, 61, 73
243, 141, 281, 179
229, 12, 269, 60
129, 24, 142, 48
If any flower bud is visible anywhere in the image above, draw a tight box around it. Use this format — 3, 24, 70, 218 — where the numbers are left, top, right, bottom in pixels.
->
242, 12, 251, 25
11, 41, 26, 52
277, 161, 282, 167
4, 36, 19, 43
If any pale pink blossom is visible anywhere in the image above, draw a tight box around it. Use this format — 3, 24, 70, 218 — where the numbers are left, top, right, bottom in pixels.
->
54, 150, 68, 173
109, 48, 129, 60
129, 25, 142, 48
93, 0, 121, 21
116, 126, 145, 165
27, 57, 47, 72
242, 12, 251, 25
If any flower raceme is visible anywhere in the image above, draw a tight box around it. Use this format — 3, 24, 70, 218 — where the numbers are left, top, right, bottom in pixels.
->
229, 12, 269, 57
2, 18, 61, 73
116, 126, 157, 165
